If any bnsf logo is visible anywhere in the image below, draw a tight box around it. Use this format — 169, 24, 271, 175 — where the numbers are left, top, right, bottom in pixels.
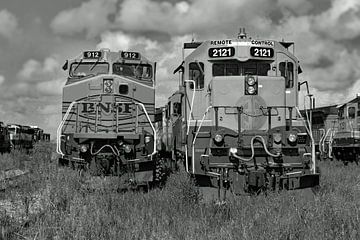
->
81, 102, 132, 114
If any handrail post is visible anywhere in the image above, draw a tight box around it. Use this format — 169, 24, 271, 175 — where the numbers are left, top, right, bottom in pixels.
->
214, 107, 219, 131
75, 103, 79, 133
95, 103, 98, 133
238, 107, 242, 144
116, 103, 119, 133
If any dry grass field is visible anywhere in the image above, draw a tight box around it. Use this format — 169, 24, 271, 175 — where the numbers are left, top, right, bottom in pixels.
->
1, 143, 360, 240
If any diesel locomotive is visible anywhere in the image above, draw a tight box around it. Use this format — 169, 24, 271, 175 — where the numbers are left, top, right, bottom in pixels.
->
161, 30, 320, 195
57, 49, 174, 188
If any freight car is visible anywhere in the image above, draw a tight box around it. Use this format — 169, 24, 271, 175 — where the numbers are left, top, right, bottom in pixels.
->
160, 29, 320, 196
57, 49, 174, 188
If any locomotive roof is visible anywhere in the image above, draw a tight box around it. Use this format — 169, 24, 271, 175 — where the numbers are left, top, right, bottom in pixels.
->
183, 37, 297, 60
309, 105, 338, 115
70, 49, 153, 64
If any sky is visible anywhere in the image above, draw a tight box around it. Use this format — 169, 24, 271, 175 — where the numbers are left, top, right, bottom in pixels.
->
0, 0, 360, 137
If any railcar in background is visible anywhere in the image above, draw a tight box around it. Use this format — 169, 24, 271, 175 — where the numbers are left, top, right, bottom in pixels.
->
57, 49, 174, 188
302, 105, 338, 161
8, 124, 49, 150
332, 96, 360, 165
0, 122, 11, 153
161, 29, 320, 195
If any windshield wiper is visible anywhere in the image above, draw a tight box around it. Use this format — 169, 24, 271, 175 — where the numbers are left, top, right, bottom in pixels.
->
90, 58, 101, 71
72, 59, 83, 76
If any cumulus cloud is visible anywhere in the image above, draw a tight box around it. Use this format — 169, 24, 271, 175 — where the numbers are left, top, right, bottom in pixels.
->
50, 0, 117, 38
17, 56, 61, 83
115, 0, 275, 37
0, 75, 4, 86
0, 9, 20, 39
312, 0, 360, 40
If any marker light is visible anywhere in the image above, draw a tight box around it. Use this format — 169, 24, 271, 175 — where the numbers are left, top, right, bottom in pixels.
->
273, 133, 282, 144
214, 134, 223, 143
103, 79, 113, 93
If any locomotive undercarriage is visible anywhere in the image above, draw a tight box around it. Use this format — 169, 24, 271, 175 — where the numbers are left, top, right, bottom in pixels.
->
187, 124, 320, 196
59, 134, 172, 189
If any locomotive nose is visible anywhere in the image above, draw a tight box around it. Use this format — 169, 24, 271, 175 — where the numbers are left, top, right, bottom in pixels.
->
211, 75, 285, 130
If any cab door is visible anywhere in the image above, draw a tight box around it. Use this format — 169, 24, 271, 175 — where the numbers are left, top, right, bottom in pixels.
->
277, 52, 296, 119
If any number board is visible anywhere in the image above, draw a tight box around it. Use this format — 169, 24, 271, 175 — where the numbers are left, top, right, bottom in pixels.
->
121, 51, 140, 60
83, 51, 102, 59
250, 47, 274, 58
208, 47, 235, 58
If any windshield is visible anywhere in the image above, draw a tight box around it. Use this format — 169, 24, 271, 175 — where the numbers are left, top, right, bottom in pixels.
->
70, 62, 109, 78
213, 60, 271, 76
113, 63, 152, 80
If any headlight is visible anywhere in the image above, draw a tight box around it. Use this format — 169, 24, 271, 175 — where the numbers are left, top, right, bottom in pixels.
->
247, 77, 256, 86
145, 136, 151, 144
288, 133, 297, 143
229, 147, 238, 155
124, 145, 132, 153
103, 79, 113, 93
214, 134, 223, 143
247, 86, 256, 94
80, 145, 88, 152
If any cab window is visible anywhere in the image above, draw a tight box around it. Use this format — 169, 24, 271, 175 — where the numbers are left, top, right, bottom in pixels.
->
279, 62, 294, 88
338, 107, 344, 119
70, 62, 109, 78
212, 60, 271, 76
173, 102, 181, 115
113, 63, 152, 80
348, 107, 356, 119
189, 62, 204, 90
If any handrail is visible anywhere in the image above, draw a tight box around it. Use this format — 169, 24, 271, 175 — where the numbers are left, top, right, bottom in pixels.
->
184, 79, 196, 173
57, 101, 82, 156
56, 100, 157, 157
184, 80, 196, 136
191, 106, 212, 174
135, 102, 157, 156
296, 106, 316, 174
318, 128, 325, 154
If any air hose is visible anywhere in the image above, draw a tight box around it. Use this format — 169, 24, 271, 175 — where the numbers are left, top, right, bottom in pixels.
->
230, 135, 280, 162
